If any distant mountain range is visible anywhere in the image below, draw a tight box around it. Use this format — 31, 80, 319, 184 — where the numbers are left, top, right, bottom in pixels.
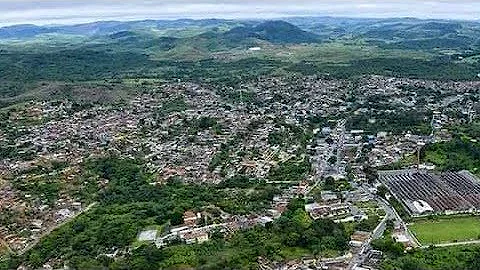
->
1, 17, 478, 40
1, 17, 480, 53
0, 19, 236, 39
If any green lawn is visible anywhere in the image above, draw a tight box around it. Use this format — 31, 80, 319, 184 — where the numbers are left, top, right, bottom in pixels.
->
409, 216, 480, 245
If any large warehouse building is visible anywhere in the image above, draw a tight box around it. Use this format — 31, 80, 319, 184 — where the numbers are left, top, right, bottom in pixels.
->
379, 169, 480, 216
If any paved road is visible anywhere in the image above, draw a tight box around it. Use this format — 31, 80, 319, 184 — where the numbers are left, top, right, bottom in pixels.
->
377, 196, 421, 246
348, 192, 421, 269
307, 119, 349, 194
348, 207, 388, 270
347, 196, 387, 269
420, 240, 480, 248
266, 181, 299, 184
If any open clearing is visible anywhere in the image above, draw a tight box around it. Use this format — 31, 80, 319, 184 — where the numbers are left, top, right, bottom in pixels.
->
409, 216, 480, 245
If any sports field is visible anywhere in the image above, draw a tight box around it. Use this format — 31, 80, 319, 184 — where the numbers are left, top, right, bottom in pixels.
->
409, 216, 480, 245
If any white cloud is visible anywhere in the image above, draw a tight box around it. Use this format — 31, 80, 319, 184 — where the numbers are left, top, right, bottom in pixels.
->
0, 0, 479, 26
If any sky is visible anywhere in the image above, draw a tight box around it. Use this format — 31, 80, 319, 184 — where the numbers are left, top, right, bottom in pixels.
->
0, 0, 479, 27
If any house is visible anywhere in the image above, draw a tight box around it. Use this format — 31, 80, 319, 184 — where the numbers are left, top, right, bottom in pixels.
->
322, 127, 332, 135
296, 181, 309, 195
350, 231, 371, 247
55, 208, 73, 222
183, 231, 209, 244
321, 191, 338, 202
183, 211, 199, 226
257, 216, 274, 226
393, 233, 410, 247
305, 202, 350, 220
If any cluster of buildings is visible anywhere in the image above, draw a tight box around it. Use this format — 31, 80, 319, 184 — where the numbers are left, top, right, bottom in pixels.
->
139, 179, 317, 247
304, 189, 371, 224
305, 200, 369, 224
367, 133, 430, 168
0, 82, 311, 252
138, 209, 274, 247
1, 74, 479, 261
0, 195, 84, 252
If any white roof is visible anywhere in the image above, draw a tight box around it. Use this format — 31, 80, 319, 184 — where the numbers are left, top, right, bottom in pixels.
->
412, 200, 434, 214
394, 233, 410, 243
305, 203, 321, 212
259, 216, 274, 224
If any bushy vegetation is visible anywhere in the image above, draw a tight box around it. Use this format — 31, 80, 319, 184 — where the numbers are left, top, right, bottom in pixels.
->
421, 137, 480, 174
268, 159, 311, 183
2, 157, 282, 269
381, 246, 480, 270
323, 177, 352, 192
2, 36, 480, 105
0, 50, 156, 82
155, 97, 188, 118
288, 57, 480, 81
347, 109, 432, 135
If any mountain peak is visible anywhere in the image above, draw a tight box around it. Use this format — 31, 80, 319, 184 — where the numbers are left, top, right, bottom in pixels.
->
254, 20, 300, 31
224, 20, 319, 44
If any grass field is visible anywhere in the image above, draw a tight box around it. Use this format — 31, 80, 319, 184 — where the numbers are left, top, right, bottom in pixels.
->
409, 216, 480, 245
210, 42, 432, 63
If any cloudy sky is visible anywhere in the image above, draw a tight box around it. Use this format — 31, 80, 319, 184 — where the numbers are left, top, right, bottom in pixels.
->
0, 0, 479, 26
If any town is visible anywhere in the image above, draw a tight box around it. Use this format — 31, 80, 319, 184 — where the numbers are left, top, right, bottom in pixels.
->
1, 73, 479, 269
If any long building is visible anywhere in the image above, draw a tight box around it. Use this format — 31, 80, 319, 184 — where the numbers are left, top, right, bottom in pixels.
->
379, 169, 480, 216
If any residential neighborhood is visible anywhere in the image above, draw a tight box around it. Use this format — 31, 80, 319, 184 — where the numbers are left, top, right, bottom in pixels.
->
0, 75, 479, 269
